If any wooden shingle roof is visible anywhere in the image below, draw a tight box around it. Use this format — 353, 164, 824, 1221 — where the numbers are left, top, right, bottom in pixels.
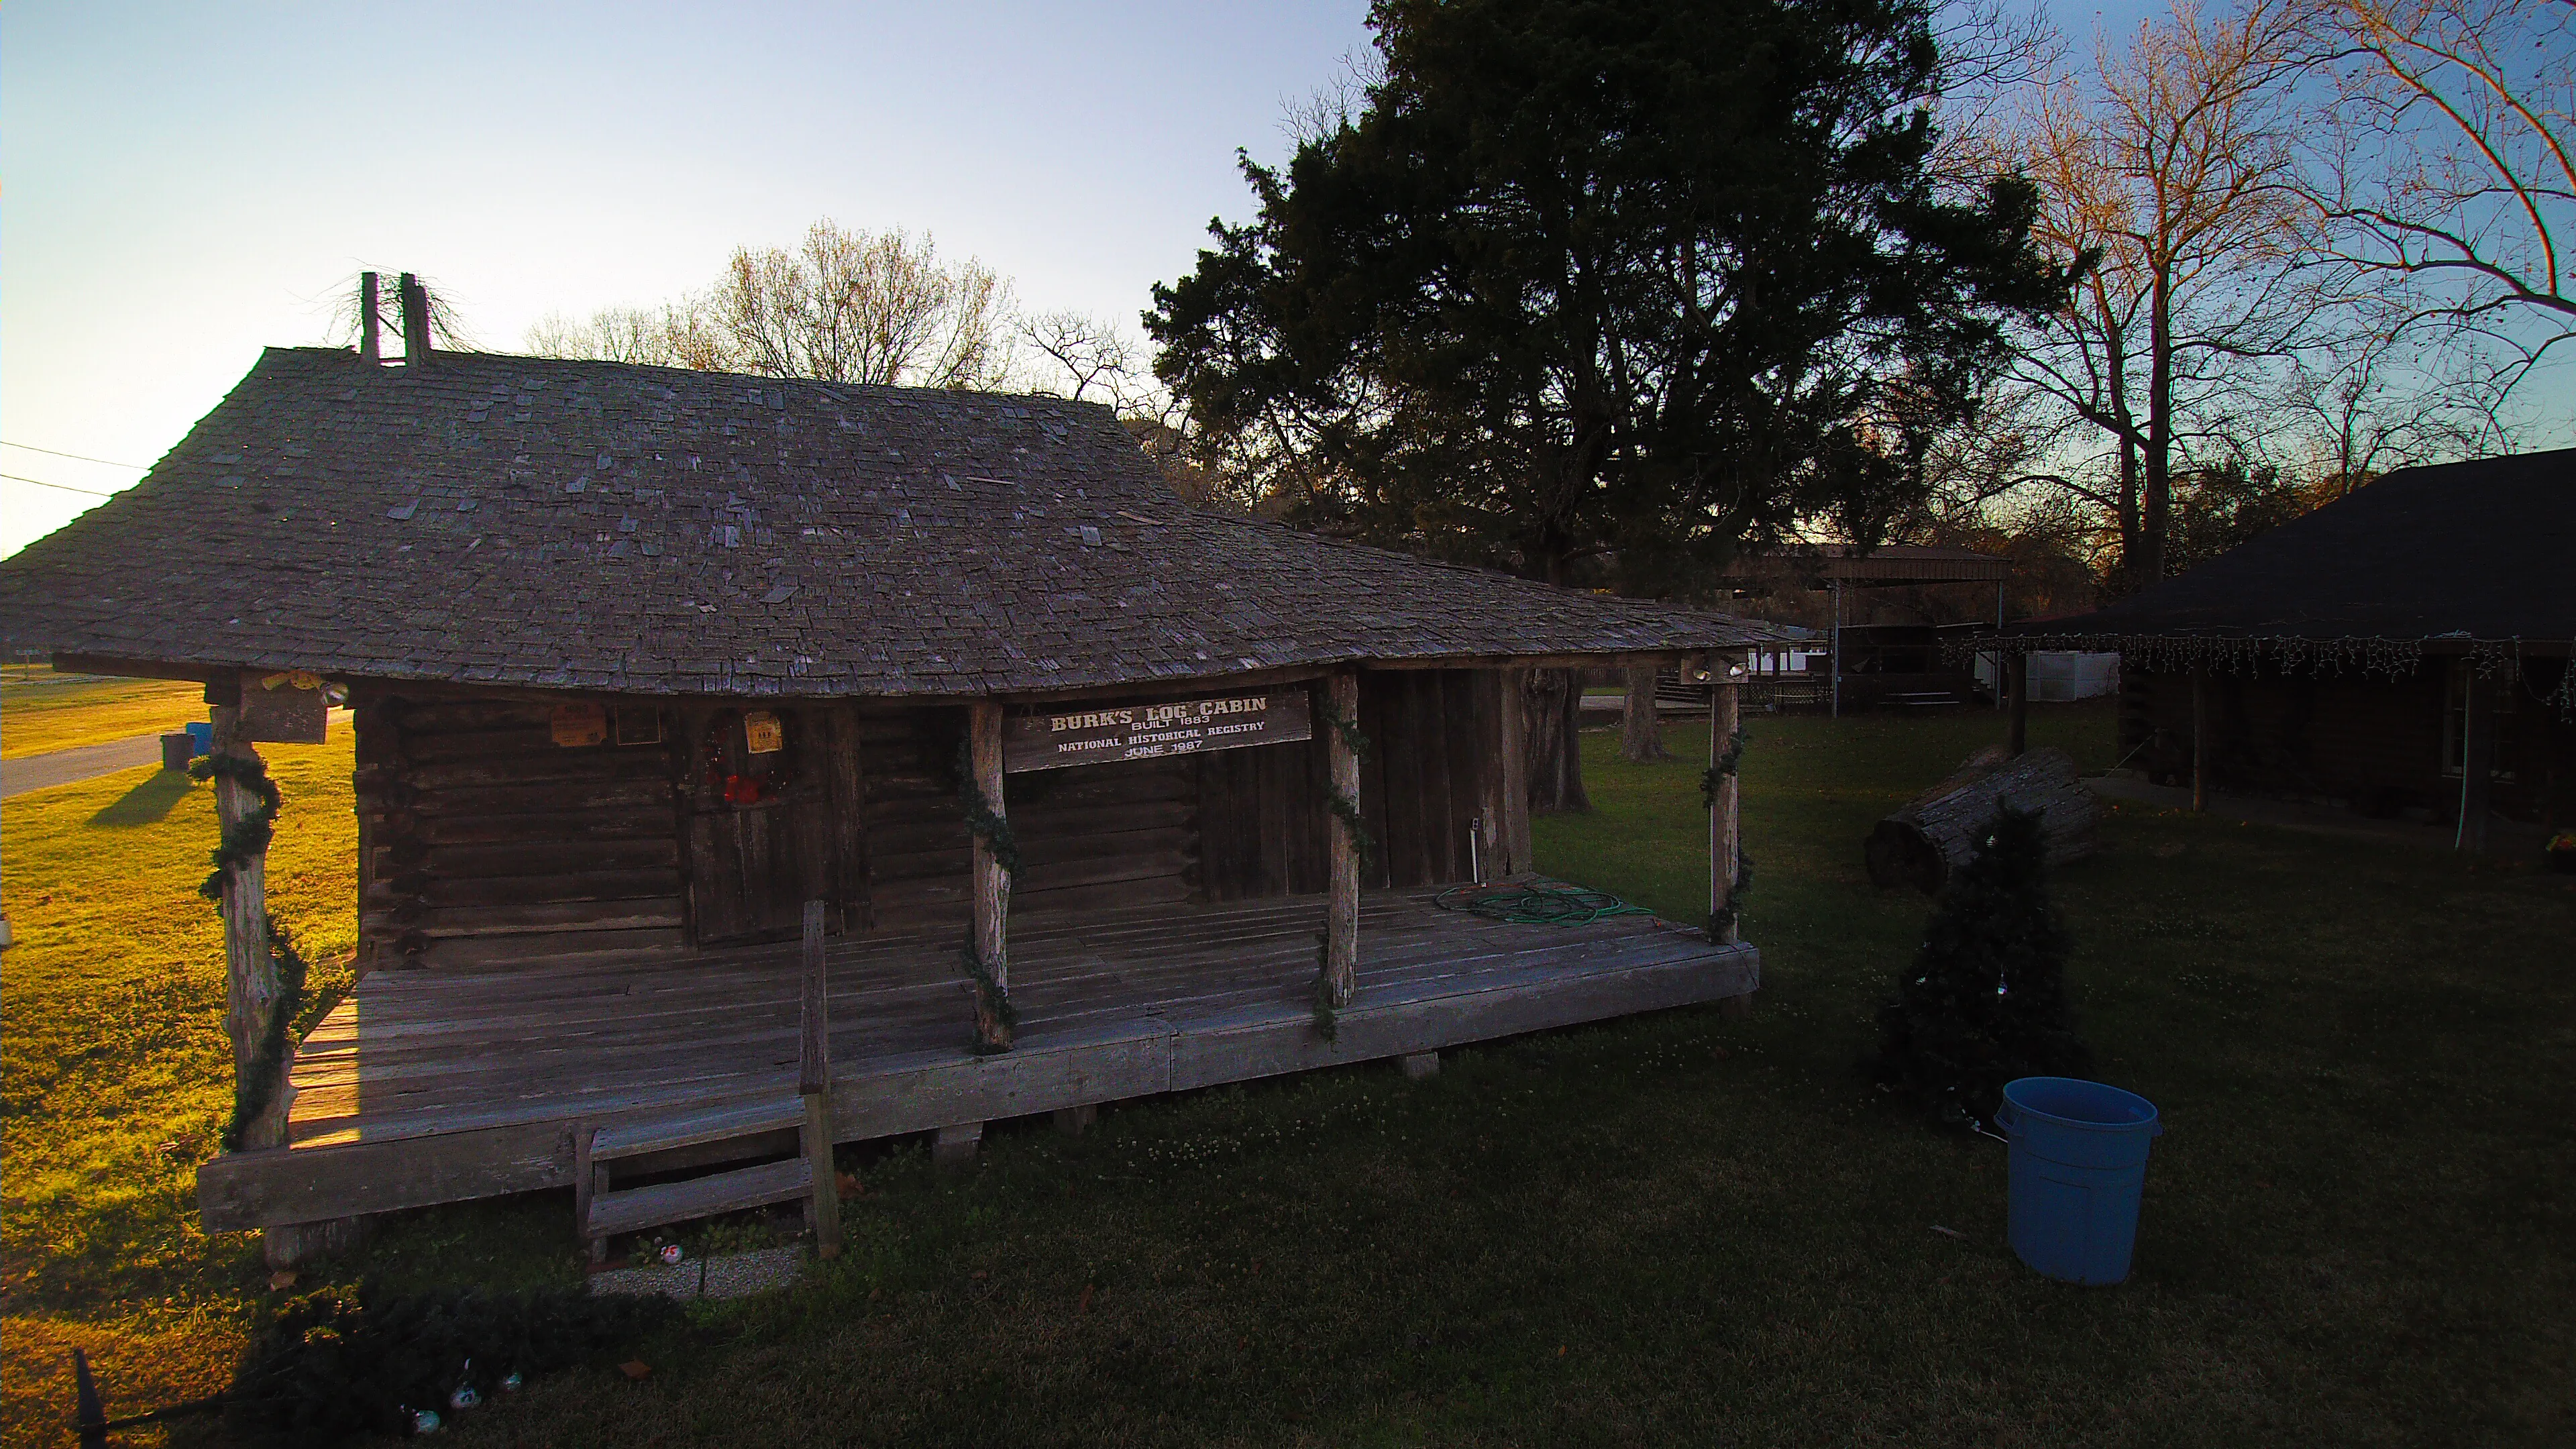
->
0, 347, 1781, 696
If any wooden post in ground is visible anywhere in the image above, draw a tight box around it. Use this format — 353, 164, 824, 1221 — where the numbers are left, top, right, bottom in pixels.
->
1709, 655, 1743, 945
2190, 667, 2210, 813
798, 900, 841, 1259
1324, 672, 1360, 1007
2457, 664, 2496, 853
2006, 652, 2029, 758
967, 700, 1013, 1051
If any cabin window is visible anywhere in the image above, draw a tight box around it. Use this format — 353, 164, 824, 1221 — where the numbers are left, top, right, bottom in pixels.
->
2440, 659, 2515, 780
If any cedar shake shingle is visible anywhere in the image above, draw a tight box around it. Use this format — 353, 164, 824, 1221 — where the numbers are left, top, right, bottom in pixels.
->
0, 347, 1785, 695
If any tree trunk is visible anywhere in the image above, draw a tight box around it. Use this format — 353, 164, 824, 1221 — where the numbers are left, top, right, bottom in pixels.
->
1619, 667, 1670, 762
2141, 270, 2174, 588
1523, 668, 1591, 814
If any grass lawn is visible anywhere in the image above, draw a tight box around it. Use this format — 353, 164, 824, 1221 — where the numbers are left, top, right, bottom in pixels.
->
1, 674, 208, 759
3, 704, 2570, 1446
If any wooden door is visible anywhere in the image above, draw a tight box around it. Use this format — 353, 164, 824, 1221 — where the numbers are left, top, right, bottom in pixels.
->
686, 706, 837, 945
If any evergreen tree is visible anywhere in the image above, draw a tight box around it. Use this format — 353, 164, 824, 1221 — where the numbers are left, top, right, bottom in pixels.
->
1870, 802, 2092, 1126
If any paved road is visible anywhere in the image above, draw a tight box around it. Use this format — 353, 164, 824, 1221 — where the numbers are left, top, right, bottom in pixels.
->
2, 733, 168, 799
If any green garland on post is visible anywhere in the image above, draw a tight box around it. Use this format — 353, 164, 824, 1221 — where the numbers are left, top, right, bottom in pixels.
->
1700, 727, 1753, 941
955, 943, 1018, 1055
953, 740, 1023, 877
1709, 847, 1755, 941
1700, 726, 1746, 809
188, 752, 313, 1152
1317, 701, 1380, 873
1321, 700, 1373, 762
1311, 933, 1340, 1042
1326, 794, 1379, 875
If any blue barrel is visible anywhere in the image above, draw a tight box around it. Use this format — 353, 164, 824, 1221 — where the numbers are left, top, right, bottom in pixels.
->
184, 721, 212, 756
1997, 1077, 2163, 1285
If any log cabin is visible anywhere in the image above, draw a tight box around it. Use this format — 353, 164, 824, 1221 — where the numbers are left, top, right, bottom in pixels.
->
1980, 447, 2574, 847
0, 344, 1784, 1264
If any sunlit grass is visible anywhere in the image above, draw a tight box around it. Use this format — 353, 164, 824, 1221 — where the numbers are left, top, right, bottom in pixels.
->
1, 674, 208, 759
2, 704, 2569, 1446
1, 733, 356, 1443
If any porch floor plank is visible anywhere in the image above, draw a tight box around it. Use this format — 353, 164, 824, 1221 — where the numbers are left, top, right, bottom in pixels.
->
201, 883, 1758, 1231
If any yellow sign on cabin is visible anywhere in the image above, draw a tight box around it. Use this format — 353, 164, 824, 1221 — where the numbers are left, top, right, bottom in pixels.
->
743, 710, 784, 755
550, 702, 608, 747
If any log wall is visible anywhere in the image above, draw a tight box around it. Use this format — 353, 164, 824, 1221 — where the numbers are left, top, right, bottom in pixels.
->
1358, 669, 1513, 890
1199, 672, 1510, 896
858, 703, 1201, 929
357, 672, 1526, 971
356, 690, 691, 971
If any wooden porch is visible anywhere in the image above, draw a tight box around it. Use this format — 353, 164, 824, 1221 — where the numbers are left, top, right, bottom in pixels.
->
197, 883, 1756, 1234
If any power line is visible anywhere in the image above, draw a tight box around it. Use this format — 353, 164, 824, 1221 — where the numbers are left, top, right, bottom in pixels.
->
0, 441, 148, 470
0, 472, 120, 498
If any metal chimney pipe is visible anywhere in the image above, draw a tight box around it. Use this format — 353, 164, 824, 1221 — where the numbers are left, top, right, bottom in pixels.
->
359, 272, 381, 364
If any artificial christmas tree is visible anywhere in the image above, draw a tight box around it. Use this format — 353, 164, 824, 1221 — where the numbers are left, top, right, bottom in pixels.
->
1870, 802, 2093, 1128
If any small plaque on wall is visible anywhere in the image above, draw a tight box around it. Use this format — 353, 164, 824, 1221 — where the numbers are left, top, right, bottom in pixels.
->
240, 672, 329, 744
743, 709, 784, 755
550, 702, 609, 747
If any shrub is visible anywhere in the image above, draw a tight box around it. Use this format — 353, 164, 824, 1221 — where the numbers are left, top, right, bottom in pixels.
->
1870, 803, 2093, 1127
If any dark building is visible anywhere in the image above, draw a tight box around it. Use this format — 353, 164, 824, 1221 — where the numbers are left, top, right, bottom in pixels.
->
1994, 448, 2574, 843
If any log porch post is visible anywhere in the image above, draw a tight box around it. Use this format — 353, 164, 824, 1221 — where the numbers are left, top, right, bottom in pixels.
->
1709, 654, 1743, 945
967, 700, 1012, 1051
1323, 671, 1360, 1007
209, 684, 290, 1150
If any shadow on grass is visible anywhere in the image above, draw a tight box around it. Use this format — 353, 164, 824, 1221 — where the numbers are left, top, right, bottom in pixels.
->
86, 769, 196, 828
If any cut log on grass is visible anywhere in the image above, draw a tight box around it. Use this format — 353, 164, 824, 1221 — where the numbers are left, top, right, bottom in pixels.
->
1866, 745, 2099, 894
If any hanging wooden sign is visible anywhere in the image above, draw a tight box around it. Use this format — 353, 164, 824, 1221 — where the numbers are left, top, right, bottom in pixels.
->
550, 702, 608, 747
241, 671, 329, 744
1004, 688, 1311, 773
743, 710, 784, 755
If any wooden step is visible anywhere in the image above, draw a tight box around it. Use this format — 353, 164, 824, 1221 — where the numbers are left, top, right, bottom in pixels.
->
587, 1156, 812, 1240
592, 1095, 804, 1161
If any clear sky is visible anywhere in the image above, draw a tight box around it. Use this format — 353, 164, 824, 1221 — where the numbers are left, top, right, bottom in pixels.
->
5, 0, 2553, 558
3, 1, 1383, 553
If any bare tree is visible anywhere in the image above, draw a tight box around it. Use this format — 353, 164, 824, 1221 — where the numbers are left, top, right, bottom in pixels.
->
1017, 309, 1144, 405
2277, 325, 2517, 493
706, 221, 1014, 388
2004, 0, 2324, 592
2298, 0, 2576, 390
525, 305, 688, 366
527, 221, 1015, 389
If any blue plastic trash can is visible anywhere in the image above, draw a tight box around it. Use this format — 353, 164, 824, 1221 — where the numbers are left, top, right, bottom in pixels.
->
184, 721, 212, 756
1997, 1076, 2162, 1285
